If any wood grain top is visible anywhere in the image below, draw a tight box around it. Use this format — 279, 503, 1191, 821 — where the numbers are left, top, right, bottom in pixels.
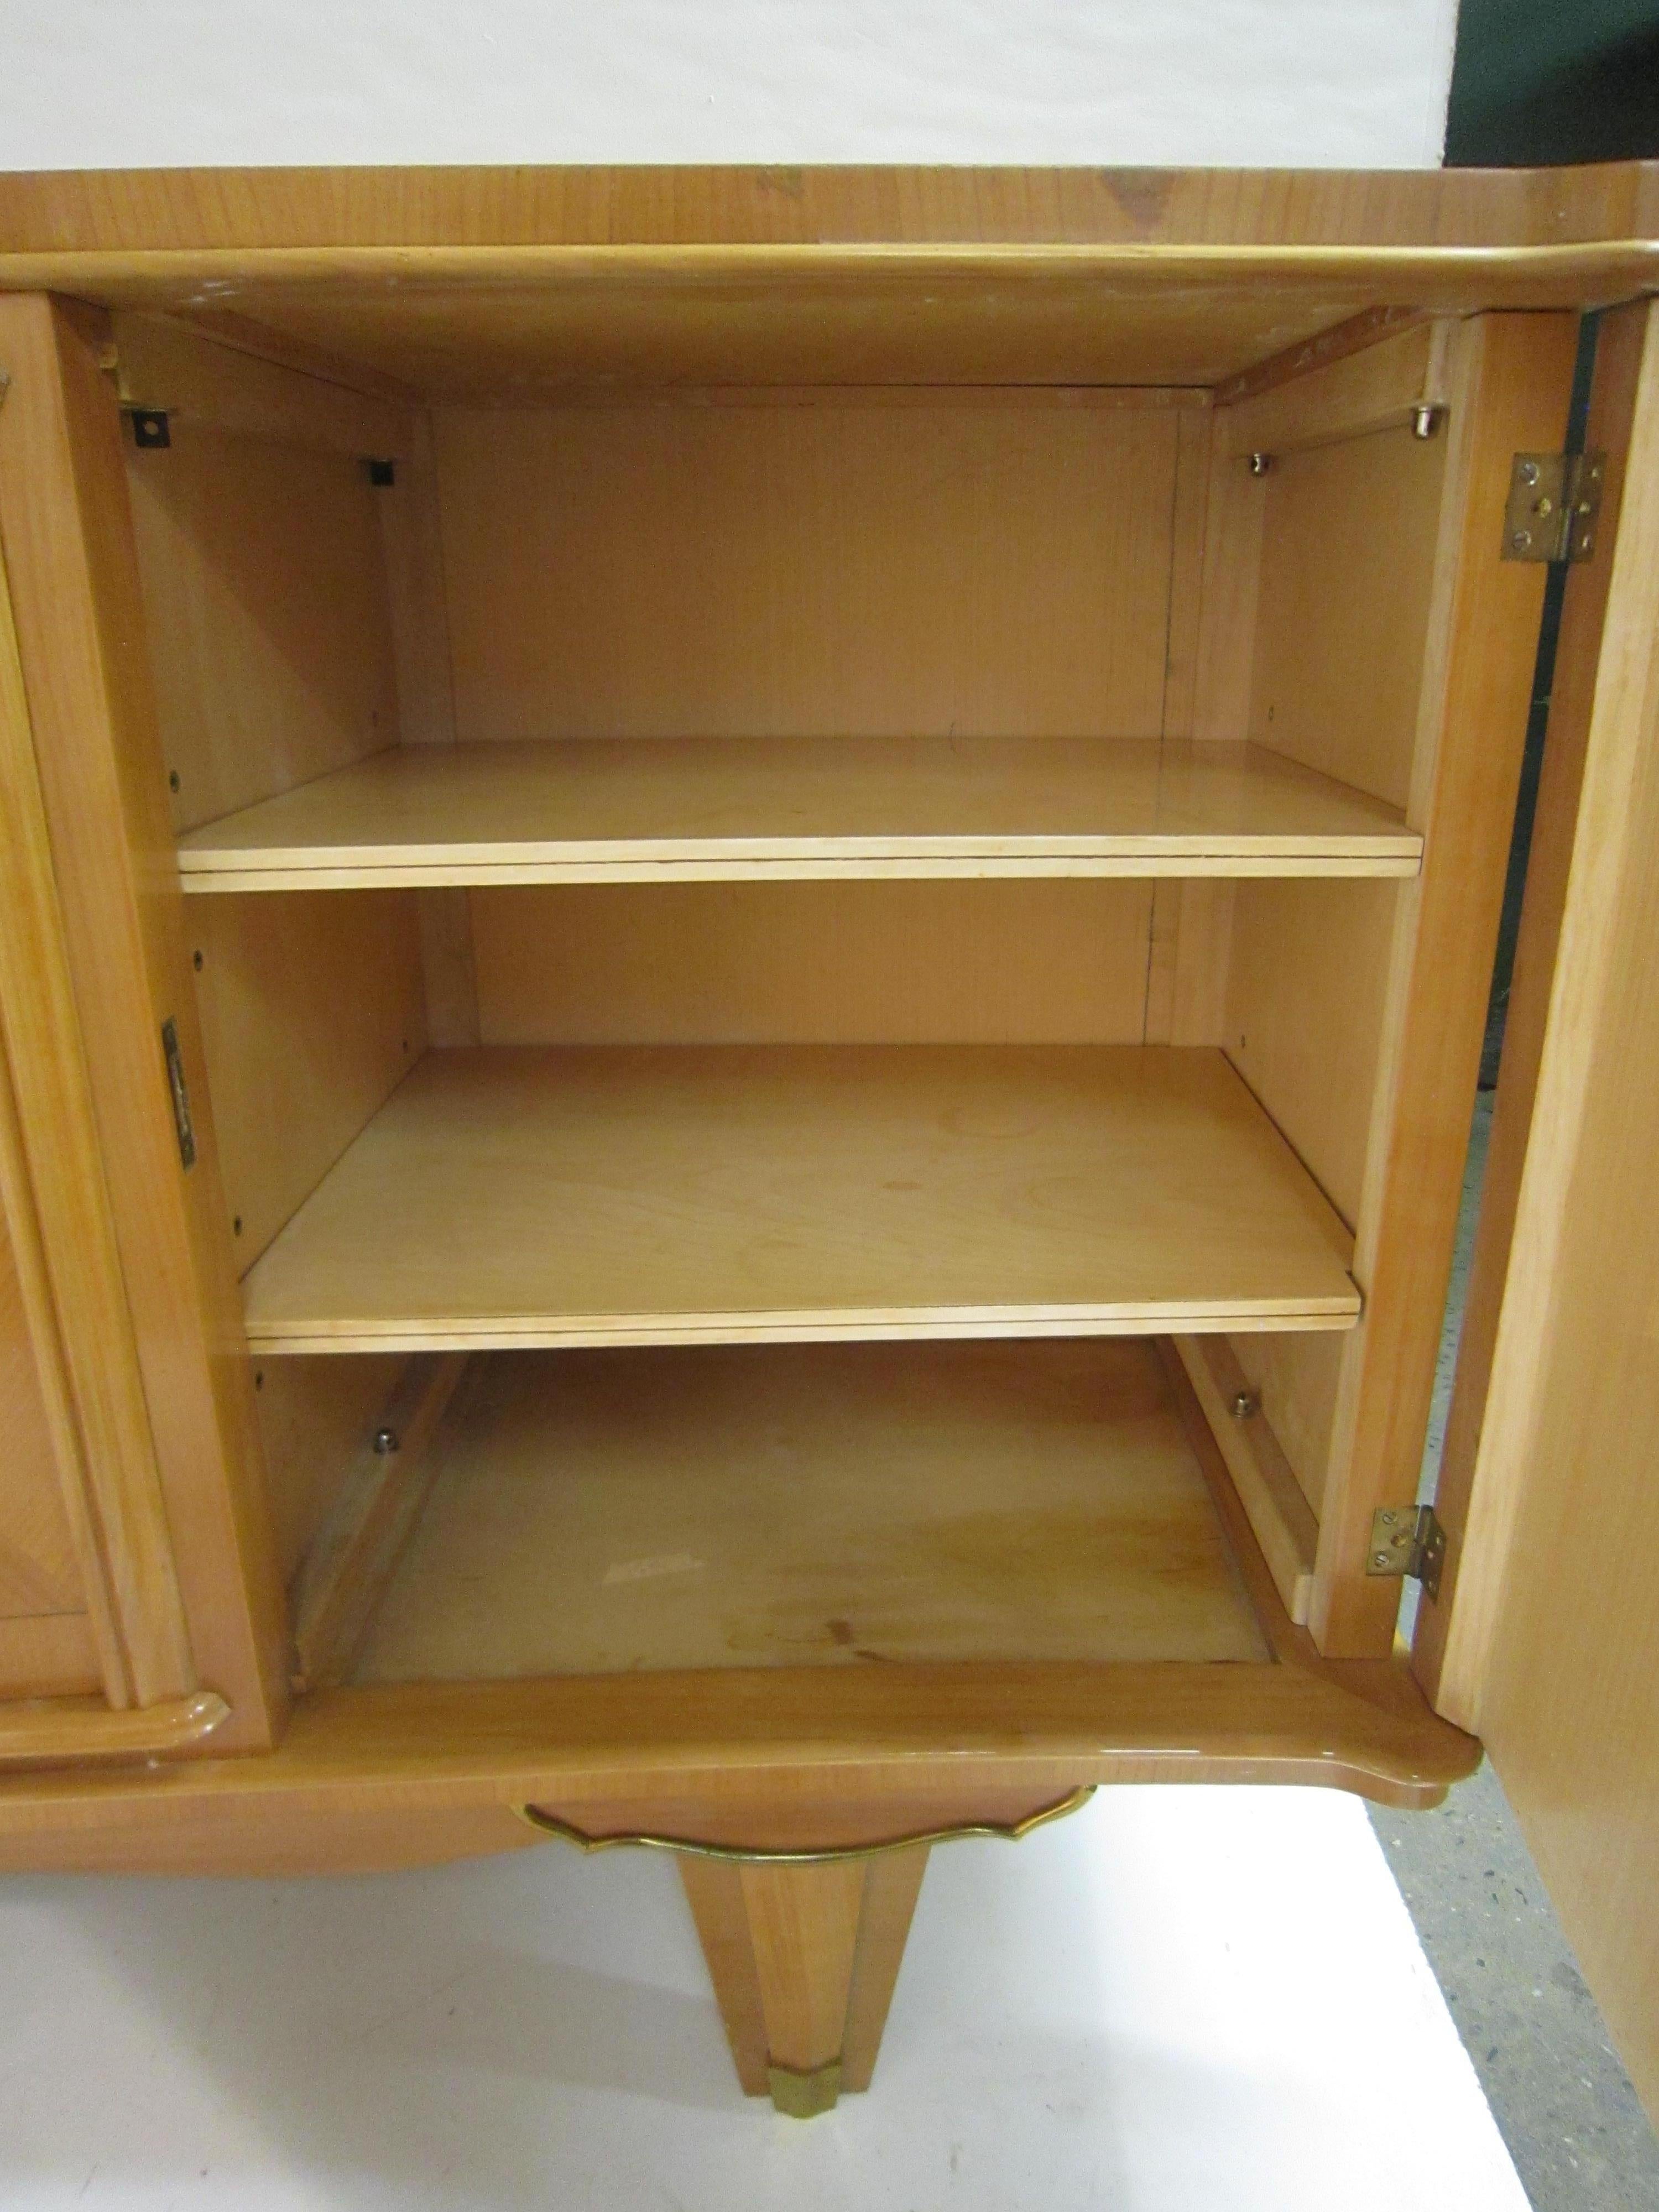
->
3, 162, 1658, 252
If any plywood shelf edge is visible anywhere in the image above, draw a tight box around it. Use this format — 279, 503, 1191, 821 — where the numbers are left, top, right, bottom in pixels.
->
239, 1044, 1361, 1354
177, 737, 1423, 891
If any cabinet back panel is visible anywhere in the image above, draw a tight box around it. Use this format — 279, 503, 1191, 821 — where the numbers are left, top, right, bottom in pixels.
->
1249, 422, 1447, 810
127, 423, 399, 832
471, 880, 1155, 1045
191, 890, 427, 1272
435, 395, 1183, 743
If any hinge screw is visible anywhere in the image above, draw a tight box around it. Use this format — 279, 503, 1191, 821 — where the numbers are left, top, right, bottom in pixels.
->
1519, 460, 1540, 485
373, 1427, 400, 1454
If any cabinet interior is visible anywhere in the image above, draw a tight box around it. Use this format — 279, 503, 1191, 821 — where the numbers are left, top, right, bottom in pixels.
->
116, 298, 1478, 1694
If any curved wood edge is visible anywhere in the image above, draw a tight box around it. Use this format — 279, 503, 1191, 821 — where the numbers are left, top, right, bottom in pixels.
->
3, 243, 1658, 315
1, 162, 1658, 253
0, 1689, 229, 1767
0, 1650, 1477, 1813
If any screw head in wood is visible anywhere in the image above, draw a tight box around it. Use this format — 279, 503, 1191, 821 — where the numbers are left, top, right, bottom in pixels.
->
373, 1427, 400, 1454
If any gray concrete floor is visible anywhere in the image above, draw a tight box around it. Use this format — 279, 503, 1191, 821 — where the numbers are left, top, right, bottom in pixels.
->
1368, 1095, 1659, 2210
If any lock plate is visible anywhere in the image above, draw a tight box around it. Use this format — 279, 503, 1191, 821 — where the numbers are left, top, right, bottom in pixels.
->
1503, 451, 1604, 563
161, 1017, 196, 1170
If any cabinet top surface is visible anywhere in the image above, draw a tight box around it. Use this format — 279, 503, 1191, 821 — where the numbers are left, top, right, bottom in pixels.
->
4, 165, 1654, 398
2, 161, 1659, 257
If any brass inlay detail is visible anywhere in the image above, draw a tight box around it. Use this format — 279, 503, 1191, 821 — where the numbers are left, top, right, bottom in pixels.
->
512, 1783, 1096, 1865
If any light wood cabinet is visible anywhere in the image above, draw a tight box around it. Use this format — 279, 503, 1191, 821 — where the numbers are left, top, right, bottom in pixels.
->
0, 163, 1654, 2119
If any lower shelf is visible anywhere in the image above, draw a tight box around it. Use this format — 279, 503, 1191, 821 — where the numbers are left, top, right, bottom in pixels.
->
350, 1339, 1271, 1684
241, 1044, 1361, 1351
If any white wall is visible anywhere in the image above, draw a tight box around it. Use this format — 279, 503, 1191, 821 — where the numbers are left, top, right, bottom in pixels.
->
0, 0, 1457, 171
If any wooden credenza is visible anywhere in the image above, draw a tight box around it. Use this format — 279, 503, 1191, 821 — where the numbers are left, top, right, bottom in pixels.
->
0, 163, 1655, 2121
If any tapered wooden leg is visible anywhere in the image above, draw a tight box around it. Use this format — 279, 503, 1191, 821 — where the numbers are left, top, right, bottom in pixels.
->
841, 1848, 929, 2092
679, 1846, 930, 2114
679, 1855, 772, 2096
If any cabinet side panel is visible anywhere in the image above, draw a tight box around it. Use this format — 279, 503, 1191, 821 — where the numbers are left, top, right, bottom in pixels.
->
1248, 425, 1447, 808
1308, 311, 1577, 1653
1222, 874, 1399, 1520
191, 890, 427, 1272
1225, 877, 1399, 1233
1224, 1329, 1345, 1522
254, 1352, 409, 1585
127, 424, 399, 832
436, 395, 1180, 743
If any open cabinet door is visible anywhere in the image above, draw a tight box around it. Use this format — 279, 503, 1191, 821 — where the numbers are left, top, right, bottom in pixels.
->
1415, 296, 1659, 2120
0, 292, 289, 1760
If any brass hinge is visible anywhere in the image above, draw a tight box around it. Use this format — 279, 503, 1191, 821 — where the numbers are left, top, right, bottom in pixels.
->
1366, 1504, 1446, 1600
1503, 451, 1604, 563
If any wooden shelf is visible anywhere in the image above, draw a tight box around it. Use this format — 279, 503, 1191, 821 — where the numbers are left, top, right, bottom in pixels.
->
352, 1339, 1270, 1682
178, 737, 1422, 890
240, 1043, 1360, 1352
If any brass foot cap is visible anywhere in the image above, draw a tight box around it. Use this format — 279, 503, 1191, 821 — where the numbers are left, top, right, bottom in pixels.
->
768, 2059, 842, 2117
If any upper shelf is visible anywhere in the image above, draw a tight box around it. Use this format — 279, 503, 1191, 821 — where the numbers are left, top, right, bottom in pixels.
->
178, 737, 1421, 890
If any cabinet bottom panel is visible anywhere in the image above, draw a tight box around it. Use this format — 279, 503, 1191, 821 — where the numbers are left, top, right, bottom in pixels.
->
349, 1337, 1270, 1685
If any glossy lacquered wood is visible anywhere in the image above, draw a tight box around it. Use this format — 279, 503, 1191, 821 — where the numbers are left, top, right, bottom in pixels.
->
1, 158, 1650, 2111
0, 1689, 229, 1767
239, 1044, 1359, 1352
